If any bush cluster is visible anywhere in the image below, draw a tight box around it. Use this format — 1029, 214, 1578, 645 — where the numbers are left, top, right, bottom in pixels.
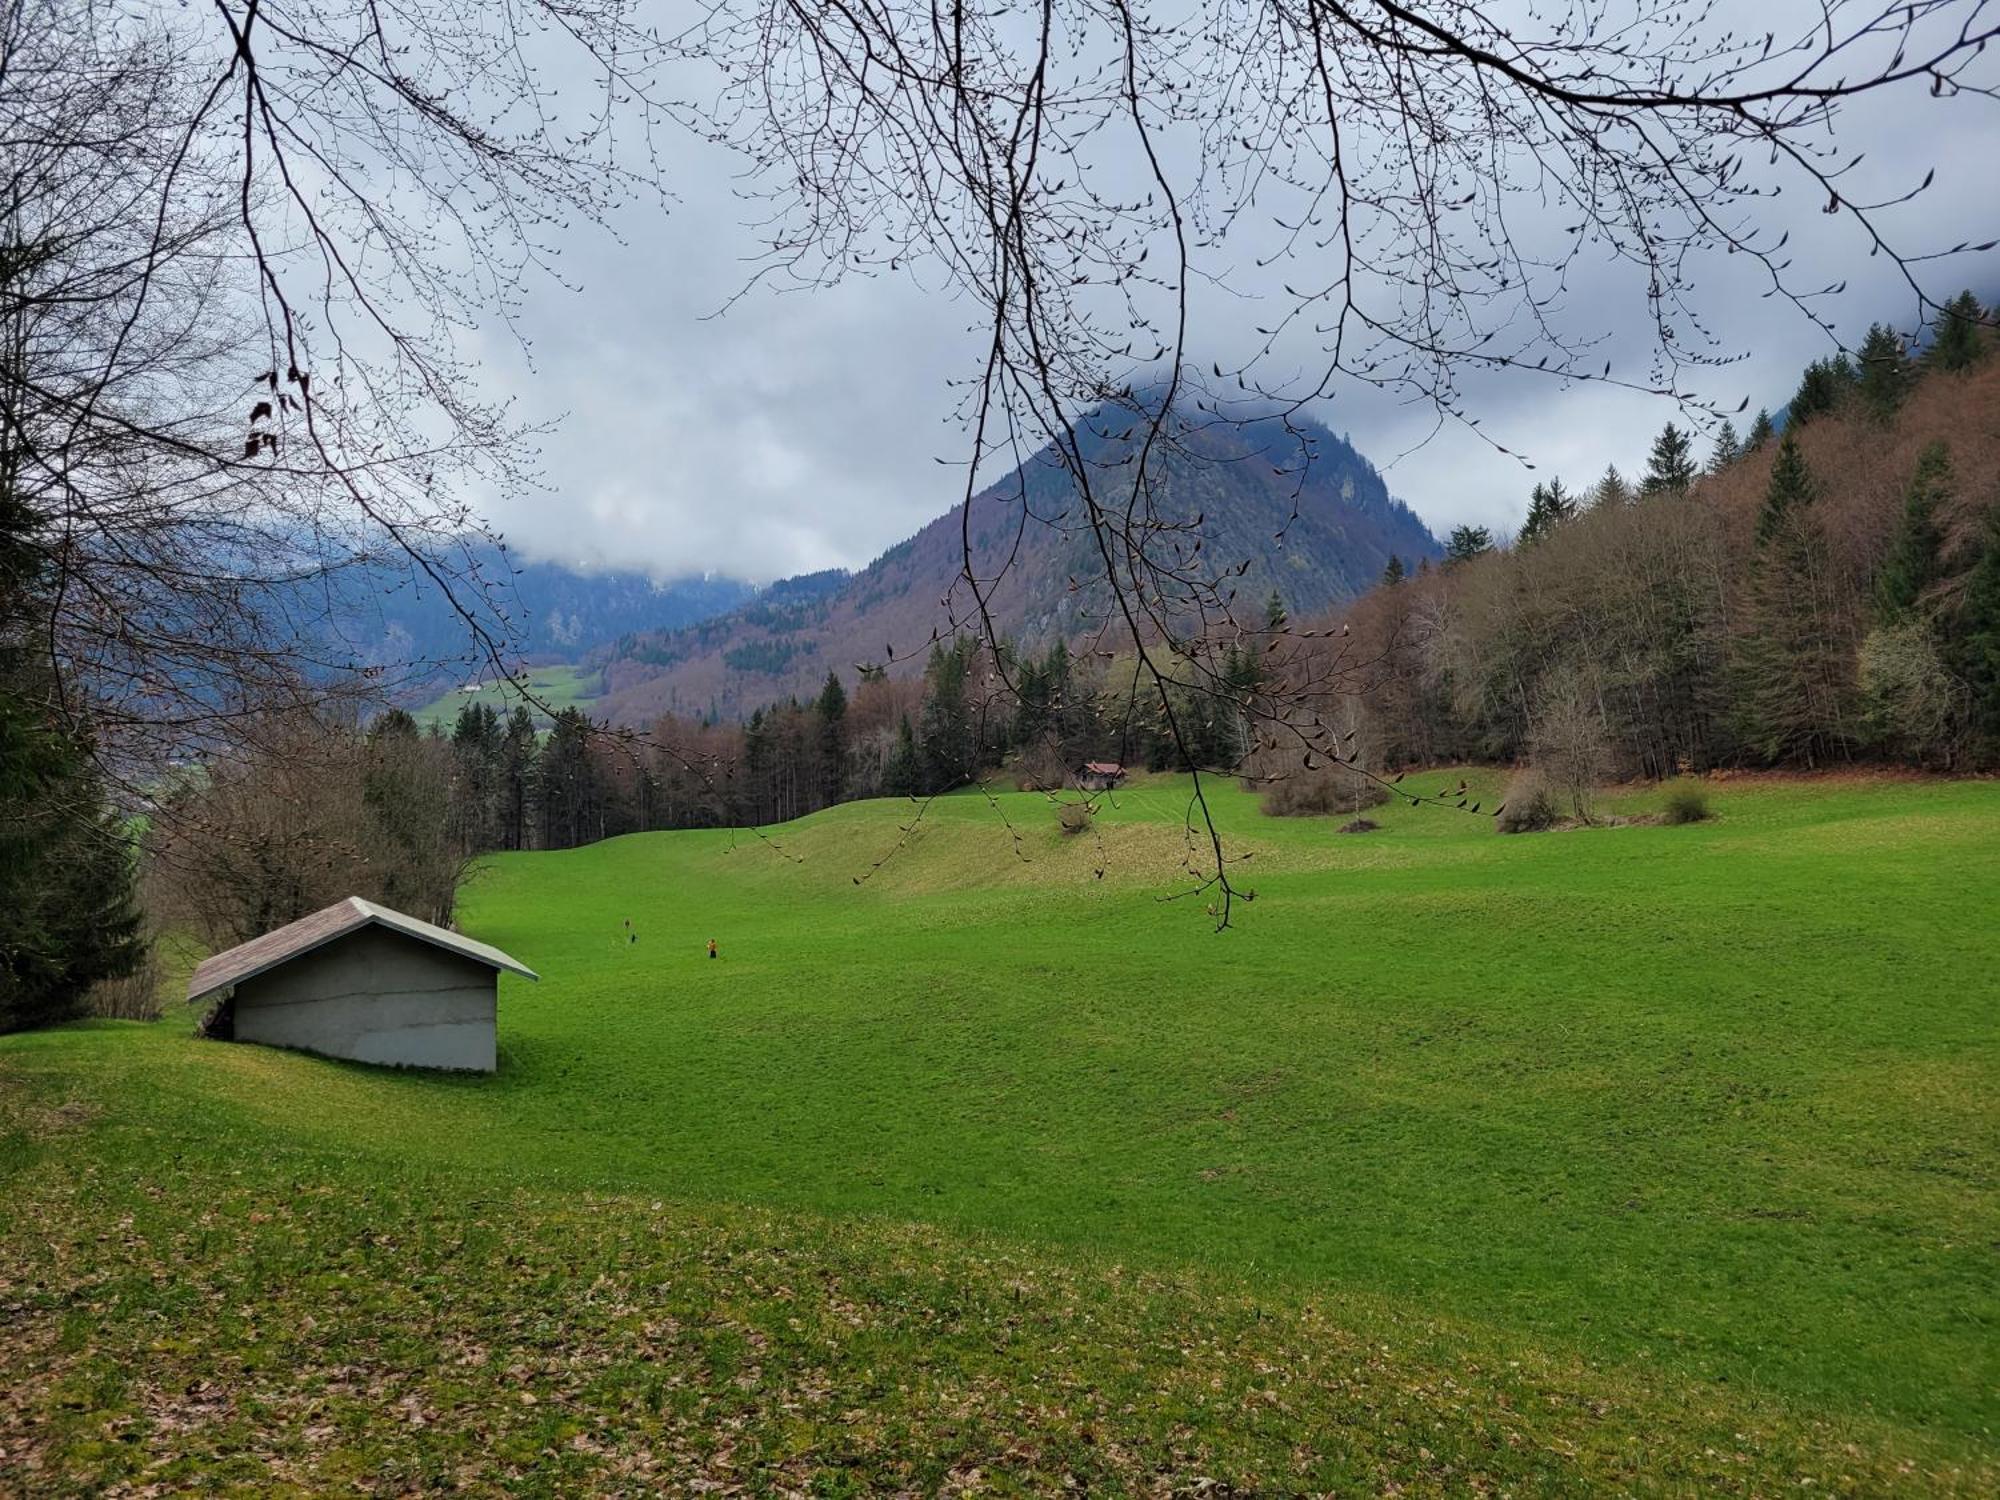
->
1494, 770, 1560, 834
1057, 802, 1095, 837
1260, 768, 1390, 818
1661, 787, 1713, 825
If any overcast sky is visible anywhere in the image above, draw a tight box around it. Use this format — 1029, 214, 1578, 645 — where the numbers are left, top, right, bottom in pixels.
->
468, 4, 2000, 585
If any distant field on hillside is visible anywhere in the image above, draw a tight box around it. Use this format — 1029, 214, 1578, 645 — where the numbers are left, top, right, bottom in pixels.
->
410, 662, 601, 729
5, 773, 1997, 1492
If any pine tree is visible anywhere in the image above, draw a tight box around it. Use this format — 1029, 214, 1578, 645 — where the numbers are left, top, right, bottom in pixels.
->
0, 697, 143, 1033
1380, 554, 1405, 586
1754, 433, 1817, 545
2, 245, 143, 1032
1445, 524, 1493, 563
1856, 323, 1911, 422
883, 714, 922, 796
1040, 639, 1083, 754
1707, 420, 1741, 473
1952, 504, 2000, 754
814, 670, 848, 805
1789, 355, 1857, 426
1520, 483, 1551, 544
1745, 409, 1776, 452
1640, 422, 1697, 497
1519, 479, 1575, 543
1738, 435, 1848, 764
918, 640, 974, 792
1590, 465, 1631, 508
449, 701, 503, 853
536, 708, 599, 846
1265, 589, 1288, 631
1927, 290, 1986, 374
1876, 442, 1952, 625
1011, 653, 1049, 745
499, 707, 536, 849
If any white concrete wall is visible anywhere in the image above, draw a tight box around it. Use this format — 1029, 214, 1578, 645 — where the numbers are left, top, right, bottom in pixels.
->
233, 924, 498, 1072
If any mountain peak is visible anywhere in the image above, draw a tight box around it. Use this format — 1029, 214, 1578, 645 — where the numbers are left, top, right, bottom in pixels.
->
591, 407, 1437, 723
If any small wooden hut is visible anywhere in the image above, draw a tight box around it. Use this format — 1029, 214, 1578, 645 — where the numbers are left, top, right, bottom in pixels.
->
186, 897, 536, 1073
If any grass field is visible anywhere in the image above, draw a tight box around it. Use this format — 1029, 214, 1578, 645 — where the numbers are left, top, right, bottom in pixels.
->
4, 772, 1998, 1493
410, 663, 601, 730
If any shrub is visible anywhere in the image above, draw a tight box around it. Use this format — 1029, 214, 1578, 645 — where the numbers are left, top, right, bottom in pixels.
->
85, 945, 164, 1021
1259, 767, 1389, 818
1661, 787, 1713, 825
1338, 818, 1380, 834
1494, 770, 1559, 834
1057, 802, 1094, 837
1526, 667, 1610, 822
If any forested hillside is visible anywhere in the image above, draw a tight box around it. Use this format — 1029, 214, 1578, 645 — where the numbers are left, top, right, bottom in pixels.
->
589, 399, 1438, 723
1311, 297, 2000, 786
329, 550, 753, 681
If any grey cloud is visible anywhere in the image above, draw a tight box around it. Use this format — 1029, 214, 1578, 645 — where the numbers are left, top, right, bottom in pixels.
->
473, 12, 2000, 580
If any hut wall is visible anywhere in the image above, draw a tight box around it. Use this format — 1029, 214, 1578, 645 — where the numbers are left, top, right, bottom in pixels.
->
232, 925, 498, 1072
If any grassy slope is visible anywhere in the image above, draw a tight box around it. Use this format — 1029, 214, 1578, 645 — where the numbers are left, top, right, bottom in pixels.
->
410, 664, 600, 730
4, 773, 1997, 1493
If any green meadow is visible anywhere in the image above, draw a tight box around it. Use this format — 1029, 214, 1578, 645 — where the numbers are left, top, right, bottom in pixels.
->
410, 663, 601, 730
4, 773, 1998, 1493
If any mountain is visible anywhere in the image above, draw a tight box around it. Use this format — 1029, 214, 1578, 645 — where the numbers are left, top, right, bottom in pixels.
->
590, 399, 1439, 723
326, 549, 755, 683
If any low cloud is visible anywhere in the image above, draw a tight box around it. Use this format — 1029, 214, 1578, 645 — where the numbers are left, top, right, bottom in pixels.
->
475, 28, 2000, 581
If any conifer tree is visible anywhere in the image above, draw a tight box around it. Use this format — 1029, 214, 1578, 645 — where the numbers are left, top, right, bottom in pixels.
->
1755, 433, 1817, 544
536, 708, 600, 846
1011, 652, 1048, 745
1380, 554, 1405, 586
1789, 355, 1857, 425
1707, 420, 1741, 473
1445, 524, 1493, 563
1590, 465, 1631, 508
1039, 639, 1080, 753
499, 707, 536, 849
1738, 435, 1848, 763
1856, 323, 1911, 422
1264, 589, 1288, 631
449, 701, 503, 853
3, 470, 144, 1031
918, 640, 974, 792
1519, 478, 1575, 543
883, 714, 922, 796
1952, 505, 2000, 753
0, 632, 143, 1029
1745, 410, 1776, 451
1640, 422, 1697, 496
1927, 291, 1987, 374
1876, 442, 1952, 625
814, 670, 848, 804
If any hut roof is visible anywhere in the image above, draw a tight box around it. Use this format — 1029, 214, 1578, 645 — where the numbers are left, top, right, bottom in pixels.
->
1082, 761, 1126, 776
187, 896, 538, 1003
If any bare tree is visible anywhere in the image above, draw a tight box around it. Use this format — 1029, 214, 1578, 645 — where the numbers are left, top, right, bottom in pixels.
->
1, 0, 678, 775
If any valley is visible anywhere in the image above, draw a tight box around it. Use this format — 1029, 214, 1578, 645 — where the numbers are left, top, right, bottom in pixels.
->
6, 773, 1997, 1492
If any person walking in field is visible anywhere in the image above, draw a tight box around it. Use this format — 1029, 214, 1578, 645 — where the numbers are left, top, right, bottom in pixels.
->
707, 938, 718, 961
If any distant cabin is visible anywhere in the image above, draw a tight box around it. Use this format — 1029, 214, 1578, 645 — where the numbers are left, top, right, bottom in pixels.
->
1077, 761, 1127, 791
186, 897, 537, 1073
